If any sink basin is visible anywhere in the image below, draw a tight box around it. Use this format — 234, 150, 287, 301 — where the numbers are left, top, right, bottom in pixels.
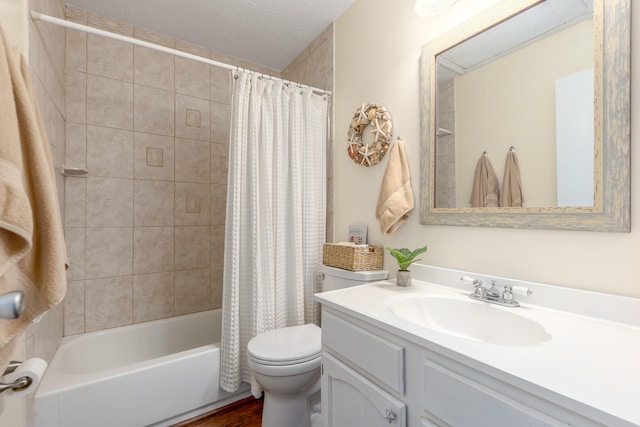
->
386, 295, 551, 346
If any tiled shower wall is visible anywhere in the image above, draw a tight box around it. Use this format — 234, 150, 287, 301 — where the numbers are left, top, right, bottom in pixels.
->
435, 78, 456, 208
62, 5, 282, 334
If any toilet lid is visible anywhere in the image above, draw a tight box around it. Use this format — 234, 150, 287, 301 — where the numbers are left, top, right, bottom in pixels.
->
247, 324, 321, 366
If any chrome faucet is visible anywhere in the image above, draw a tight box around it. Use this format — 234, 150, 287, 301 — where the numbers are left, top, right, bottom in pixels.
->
461, 277, 531, 307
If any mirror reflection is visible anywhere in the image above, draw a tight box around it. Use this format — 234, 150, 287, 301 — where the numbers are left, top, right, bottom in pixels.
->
433, 0, 595, 209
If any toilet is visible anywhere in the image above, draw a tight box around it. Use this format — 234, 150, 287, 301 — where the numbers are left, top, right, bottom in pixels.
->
247, 264, 388, 427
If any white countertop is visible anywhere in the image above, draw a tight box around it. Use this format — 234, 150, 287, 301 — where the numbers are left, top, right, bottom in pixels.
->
315, 270, 640, 426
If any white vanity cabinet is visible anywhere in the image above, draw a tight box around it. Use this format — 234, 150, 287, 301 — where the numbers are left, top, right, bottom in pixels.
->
320, 305, 620, 427
321, 310, 407, 426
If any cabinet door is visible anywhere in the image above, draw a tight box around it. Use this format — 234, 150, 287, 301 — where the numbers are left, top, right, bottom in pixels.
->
322, 353, 406, 427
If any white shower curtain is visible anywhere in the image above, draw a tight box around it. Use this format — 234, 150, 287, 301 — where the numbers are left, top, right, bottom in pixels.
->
220, 72, 328, 397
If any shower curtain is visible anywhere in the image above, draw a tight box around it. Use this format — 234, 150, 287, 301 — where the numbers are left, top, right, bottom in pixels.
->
220, 72, 328, 397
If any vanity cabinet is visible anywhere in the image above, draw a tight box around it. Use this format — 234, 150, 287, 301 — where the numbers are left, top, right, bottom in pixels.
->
320, 306, 610, 427
321, 311, 406, 426
322, 353, 406, 426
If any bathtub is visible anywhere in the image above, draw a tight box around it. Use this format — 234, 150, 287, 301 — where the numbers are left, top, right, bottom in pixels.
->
33, 309, 250, 427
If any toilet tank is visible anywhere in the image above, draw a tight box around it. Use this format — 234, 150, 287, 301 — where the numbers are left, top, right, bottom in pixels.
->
320, 265, 388, 292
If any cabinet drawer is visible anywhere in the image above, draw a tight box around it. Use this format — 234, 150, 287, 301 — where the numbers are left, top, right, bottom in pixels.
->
423, 359, 570, 427
322, 311, 404, 393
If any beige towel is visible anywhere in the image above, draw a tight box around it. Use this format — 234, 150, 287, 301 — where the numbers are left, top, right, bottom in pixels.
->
0, 26, 67, 367
469, 153, 500, 207
376, 138, 414, 233
501, 149, 523, 207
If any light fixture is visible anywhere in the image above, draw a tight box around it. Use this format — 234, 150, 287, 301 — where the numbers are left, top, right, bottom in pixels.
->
414, 0, 457, 17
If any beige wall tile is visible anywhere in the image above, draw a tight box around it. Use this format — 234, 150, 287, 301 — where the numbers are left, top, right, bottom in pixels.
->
85, 276, 133, 331
210, 224, 225, 267
134, 27, 174, 48
87, 34, 133, 82
64, 280, 85, 335
87, 11, 134, 36
210, 152, 224, 185
175, 138, 210, 183
86, 125, 134, 178
175, 94, 211, 141
87, 74, 133, 130
211, 143, 229, 185
85, 227, 133, 279
134, 180, 175, 226
65, 4, 88, 23
175, 182, 210, 226
134, 45, 174, 92
211, 141, 228, 157
66, 28, 86, 72
66, 71, 86, 123
175, 39, 209, 57
65, 227, 85, 281
175, 268, 210, 315
210, 266, 223, 309
86, 177, 133, 227
133, 132, 175, 181
65, 121, 86, 168
211, 66, 232, 105
133, 226, 175, 274
134, 84, 174, 136
175, 57, 210, 99
210, 184, 227, 226
65, 177, 86, 228
175, 226, 210, 270
133, 272, 175, 322
210, 101, 230, 144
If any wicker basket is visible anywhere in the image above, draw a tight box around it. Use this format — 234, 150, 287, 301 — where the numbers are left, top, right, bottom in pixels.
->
322, 244, 384, 271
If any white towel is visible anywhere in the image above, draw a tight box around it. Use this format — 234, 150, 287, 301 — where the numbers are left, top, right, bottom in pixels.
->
376, 138, 414, 234
0, 26, 67, 368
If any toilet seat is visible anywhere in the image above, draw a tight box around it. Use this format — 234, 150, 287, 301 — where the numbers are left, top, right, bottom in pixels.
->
247, 324, 321, 366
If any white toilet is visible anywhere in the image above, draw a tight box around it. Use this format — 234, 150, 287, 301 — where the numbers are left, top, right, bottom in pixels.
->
247, 264, 388, 427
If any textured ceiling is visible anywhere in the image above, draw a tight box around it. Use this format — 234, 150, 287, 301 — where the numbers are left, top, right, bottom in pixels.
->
65, 0, 355, 71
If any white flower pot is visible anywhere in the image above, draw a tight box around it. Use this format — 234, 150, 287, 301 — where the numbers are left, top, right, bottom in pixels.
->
396, 270, 412, 287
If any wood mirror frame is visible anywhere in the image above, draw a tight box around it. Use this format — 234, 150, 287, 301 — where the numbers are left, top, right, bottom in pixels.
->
419, 0, 630, 232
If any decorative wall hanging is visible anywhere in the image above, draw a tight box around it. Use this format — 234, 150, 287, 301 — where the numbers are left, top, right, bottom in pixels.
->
347, 103, 393, 166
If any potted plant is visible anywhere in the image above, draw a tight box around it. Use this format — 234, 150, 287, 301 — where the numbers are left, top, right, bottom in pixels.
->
386, 246, 427, 287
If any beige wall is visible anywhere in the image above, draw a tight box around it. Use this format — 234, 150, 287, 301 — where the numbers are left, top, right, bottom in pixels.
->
335, 0, 640, 298
0, 0, 28, 55
455, 20, 593, 207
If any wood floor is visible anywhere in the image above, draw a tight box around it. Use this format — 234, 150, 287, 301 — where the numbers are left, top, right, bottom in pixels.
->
172, 397, 263, 427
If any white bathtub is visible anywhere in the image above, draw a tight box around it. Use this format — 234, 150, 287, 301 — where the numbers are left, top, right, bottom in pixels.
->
33, 309, 250, 427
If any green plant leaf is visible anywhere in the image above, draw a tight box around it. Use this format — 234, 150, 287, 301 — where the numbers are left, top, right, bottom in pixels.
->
386, 246, 427, 271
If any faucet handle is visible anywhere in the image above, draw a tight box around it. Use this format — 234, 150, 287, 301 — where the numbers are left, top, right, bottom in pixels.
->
511, 285, 532, 297
502, 284, 532, 302
461, 276, 481, 287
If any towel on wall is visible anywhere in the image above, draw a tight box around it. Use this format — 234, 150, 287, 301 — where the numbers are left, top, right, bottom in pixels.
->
469, 153, 500, 207
376, 138, 414, 233
0, 26, 67, 367
501, 149, 523, 207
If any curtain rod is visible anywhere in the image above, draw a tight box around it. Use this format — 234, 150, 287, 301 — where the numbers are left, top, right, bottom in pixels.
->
30, 11, 332, 96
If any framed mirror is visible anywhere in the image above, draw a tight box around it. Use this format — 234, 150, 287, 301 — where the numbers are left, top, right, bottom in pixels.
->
419, 0, 630, 231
